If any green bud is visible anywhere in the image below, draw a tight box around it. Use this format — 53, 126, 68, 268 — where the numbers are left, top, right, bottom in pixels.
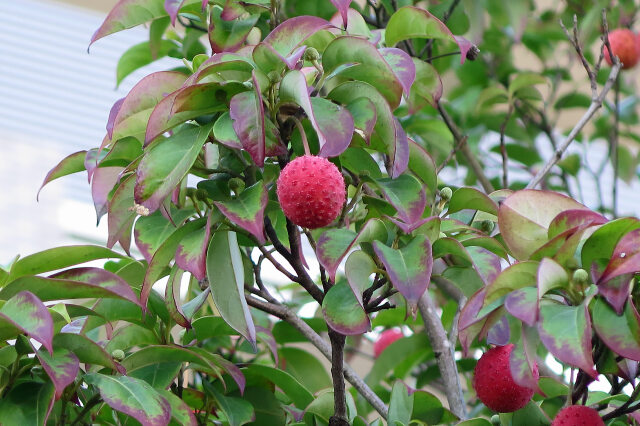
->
573, 268, 589, 284
343, 173, 353, 187
228, 178, 246, 195
111, 349, 125, 361
358, 169, 371, 179
304, 47, 320, 62
480, 220, 495, 234
267, 70, 281, 84
440, 187, 453, 201
195, 188, 209, 201
490, 414, 501, 425
438, 232, 447, 239
185, 187, 197, 197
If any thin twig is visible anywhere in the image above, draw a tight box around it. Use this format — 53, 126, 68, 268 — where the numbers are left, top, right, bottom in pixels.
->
499, 105, 514, 188
612, 76, 620, 217
245, 295, 389, 419
286, 219, 325, 303
527, 12, 621, 189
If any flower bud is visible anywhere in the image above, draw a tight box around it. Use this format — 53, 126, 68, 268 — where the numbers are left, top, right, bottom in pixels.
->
111, 349, 125, 361
440, 187, 453, 201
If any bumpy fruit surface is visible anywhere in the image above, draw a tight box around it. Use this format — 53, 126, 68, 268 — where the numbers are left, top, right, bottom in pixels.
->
550, 405, 604, 426
373, 329, 404, 358
604, 28, 640, 69
276, 155, 345, 229
473, 344, 538, 413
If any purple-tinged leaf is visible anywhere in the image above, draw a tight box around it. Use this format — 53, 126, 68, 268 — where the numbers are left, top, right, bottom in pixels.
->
280, 70, 354, 158
538, 301, 597, 378
458, 288, 487, 355
206, 231, 257, 348
345, 250, 377, 307
498, 189, 590, 260
510, 325, 541, 392
49, 267, 141, 306
54, 332, 125, 373
486, 314, 510, 346
548, 209, 607, 239
467, 245, 501, 285
230, 72, 266, 166
253, 43, 307, 74
110, 71, 187, 142
432, 237, 472, 265
599, 228, 640, 286
35, 346, 79, 400
208, 6, 259, 53
385, 6, 472, 64
135, 207, 194, 262
376, 174, 426, 227
91, 166, 123, 223
582, 218, 640, 277
214, 182, 268, 244
329, 0, 352, 28
165, 266, 190, 328
256, 326, 279, 365
221, 0, 245, 21
107, 174, 136, 250
448, 187, 498, 216
84, 148, 108, 183
530, 224, 595, 267
407, 139, 437, 195
505, 287, 537, 327
90, 0, 175, 47
106, 97, 125, 141
408, 58, 442, 112
207, 352, 247, 394
462, 236, 509, 259
164, 0, 186, 26
316, 219, 387, 282
263, 16, 333, 56
345, 97, 377, 144
187, 53, 254, 86
161, 390, 198, 426
37, 151, 87, 200
323, 36, 404, 109
599, 274, 633, 315
140, 218, 206, 309
373, 235, 432, 316
175, 214, 212, 281
122, 345, 223, 381
245, 364, 314, 409
136, 123, 213, 213
329, 8, 372, 39
145, 83, 243, 144
84, 373, 171, 426
483, 261, 538, 308
537, 257, 568, 316
593, 297, 640, 361
328, 81, 409, 177
379, 48, 416, 96
0, 291, 53, 354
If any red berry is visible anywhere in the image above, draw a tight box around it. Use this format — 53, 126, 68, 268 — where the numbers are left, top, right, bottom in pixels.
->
551, 405, 604, 426
276, 155, 346, 229
473, 344, 538, 413
604, 28, 640, 69
373, 329, 404, 358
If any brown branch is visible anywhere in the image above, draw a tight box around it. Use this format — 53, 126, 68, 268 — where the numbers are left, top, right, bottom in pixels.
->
285, 219, 325, 303
245, 295, 389, 419
328, 330, 349, 425
418, 292, 467, 419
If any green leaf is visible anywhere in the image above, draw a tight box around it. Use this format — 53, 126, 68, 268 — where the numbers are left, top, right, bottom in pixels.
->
135, 123, 214, 212
214, 182, 268, 244
175, 217, 212, 282
345, 250, 377, 307
582, 217, 640, 274
557, 153, 581, 176
134, 207, 195, 262
316, 219, 387, 282
244, 364, 314, 409
592, 297, 640, 361
448, 187, 499, 216
322, 281, 370, 335
84, 373, 171, 426
407, 140, 437, 198
373, 235, 433, 315
554, 92, 592, 109
508, 72, 548, 97
411, 390, 452, 424
161, 390, 198, 426
408, 58, 442, 112
388, 381, 413, 426
208, 6, 259, 53
116, 40, 177, 86
538, 300, 597, 377
376, 175, 427, 231
0, 291, 53, 354
279, 347, 331, 393
37, 151, 87, 200
483, 261, 538, 309
53, 333, 123, 372
206, 231, 256, 347
5, 245, 125, 284
456, 419, 492, 426
262, 15, 332, 56
107, 173, 137, 251
204, 382, 254, 426
0, 382, 54, 425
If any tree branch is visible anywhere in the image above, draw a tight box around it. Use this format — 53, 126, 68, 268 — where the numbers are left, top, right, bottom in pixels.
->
328, 329, 349, 425
245, 295, 389, 419
418, 292, 467, 419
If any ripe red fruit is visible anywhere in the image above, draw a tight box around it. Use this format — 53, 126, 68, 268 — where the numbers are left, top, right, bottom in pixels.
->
373, 329, 404, 358
551, 405, 604, 426
473, 344, 538, 413
276, 155, 346, 229
604, 28, 640, 69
